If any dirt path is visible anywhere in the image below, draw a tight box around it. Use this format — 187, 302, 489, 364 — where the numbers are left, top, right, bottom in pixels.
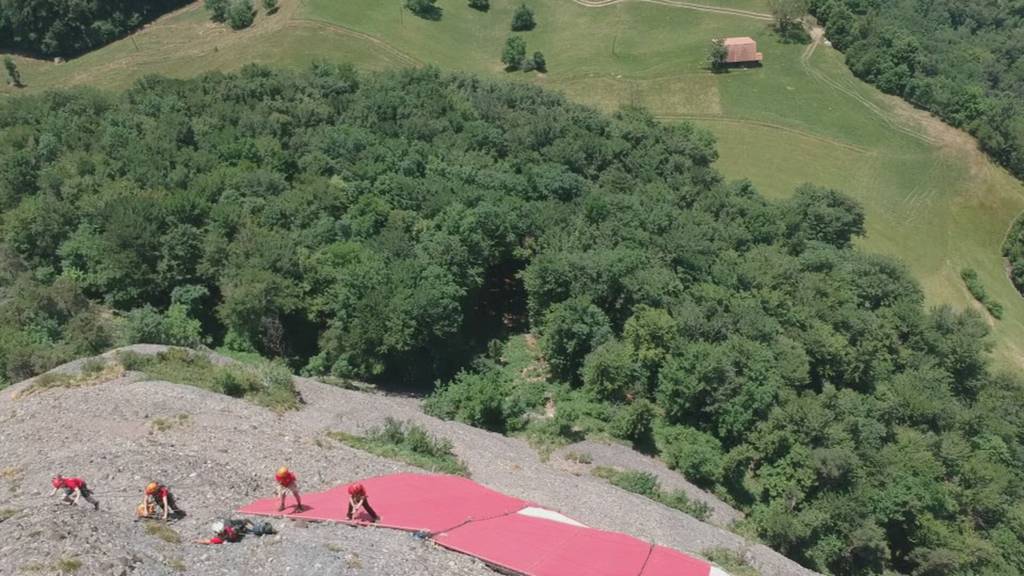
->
287, 18, 422, 67
799, 27, 938, 147
657, 112, 873, 154
572, 0, 773, 21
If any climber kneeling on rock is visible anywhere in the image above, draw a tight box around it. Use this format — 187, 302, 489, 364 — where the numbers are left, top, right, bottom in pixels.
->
140, 481, 185, 521
50, 474, 100, 510
196, 519, 275, 545
275, 466, 305, 512
346, 483, 380, 523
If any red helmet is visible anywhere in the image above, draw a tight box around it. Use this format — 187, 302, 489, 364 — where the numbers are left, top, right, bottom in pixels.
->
347, 483, 365, 496
51, 475, 63, 489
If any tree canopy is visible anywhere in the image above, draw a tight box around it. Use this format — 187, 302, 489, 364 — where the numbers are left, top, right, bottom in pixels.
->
812, 0, 1024, 182
0, 0, 191, 57
0, 65, 1021, 575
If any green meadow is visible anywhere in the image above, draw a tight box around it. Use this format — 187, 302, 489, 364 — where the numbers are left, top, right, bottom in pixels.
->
4, 0, 1023, 367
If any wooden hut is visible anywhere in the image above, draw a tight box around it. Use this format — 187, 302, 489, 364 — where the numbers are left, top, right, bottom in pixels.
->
722, 37, 763, 64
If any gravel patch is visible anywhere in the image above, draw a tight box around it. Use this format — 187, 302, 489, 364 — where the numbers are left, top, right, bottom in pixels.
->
0, 347, 820, 576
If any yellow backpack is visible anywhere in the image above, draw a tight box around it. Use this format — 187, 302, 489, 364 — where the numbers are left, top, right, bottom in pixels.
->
136, 501, 155, 518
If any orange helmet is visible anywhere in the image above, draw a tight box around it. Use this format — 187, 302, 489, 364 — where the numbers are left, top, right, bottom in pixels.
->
276, 467, 289, 478
145, 482, 159, 495
347, 483, 365, 496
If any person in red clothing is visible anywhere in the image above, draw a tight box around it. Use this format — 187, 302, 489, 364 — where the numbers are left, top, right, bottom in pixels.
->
275, 467, 305, 512
49, 475, 99, 510
346, 483, 380, 523
141, 481, 185, 521
203, 520, 244, 545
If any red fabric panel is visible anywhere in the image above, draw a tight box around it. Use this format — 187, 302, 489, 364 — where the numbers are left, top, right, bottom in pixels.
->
435, 513, 652, 576
239, 473, 715, 576
641, 545, 712, 576
238, 473, 530, 533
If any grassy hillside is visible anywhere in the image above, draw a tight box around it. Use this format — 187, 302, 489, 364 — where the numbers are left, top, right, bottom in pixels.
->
3, 0, 1023, 368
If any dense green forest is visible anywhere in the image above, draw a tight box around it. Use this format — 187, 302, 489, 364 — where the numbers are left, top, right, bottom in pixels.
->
811, 0, 1024, 183
1, 66, 1023, 575
0, 0, 190, 57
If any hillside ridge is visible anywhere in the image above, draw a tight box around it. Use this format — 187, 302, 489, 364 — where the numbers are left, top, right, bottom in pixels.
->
0, 346, 818, 576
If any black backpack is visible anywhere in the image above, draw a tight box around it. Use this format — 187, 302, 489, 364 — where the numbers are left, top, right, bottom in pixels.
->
249, 520, 276, 536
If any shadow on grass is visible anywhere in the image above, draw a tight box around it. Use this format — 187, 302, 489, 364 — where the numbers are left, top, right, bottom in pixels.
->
709, 62, 764, 74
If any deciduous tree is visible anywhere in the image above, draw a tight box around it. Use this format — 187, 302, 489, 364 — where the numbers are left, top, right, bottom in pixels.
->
511, 4, 535, 31
501, 36, 527, 70
3, 56, 22, 87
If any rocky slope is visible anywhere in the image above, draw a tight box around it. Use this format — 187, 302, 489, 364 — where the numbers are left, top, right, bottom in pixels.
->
0, 346, 819, 576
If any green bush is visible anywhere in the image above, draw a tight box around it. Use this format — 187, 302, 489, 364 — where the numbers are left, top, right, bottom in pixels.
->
404, 0, 439, 18
425, 368, 516, 432
122, 304, 204, 348
511, 3, 535, 31
581, 339, 640, 403
704, 548, 759, 576
708, 39, 728, 72
531, 51, 546, 72
227, 0, 254, 29
592, 466, 710, 520
656, 425, 725, 487
541, 298, 612, 385
609, 399, 655, 449
425, 358, 548, 433
80, 357, 107, 375
594, 466, 659, 497
522, 417, 581, 458
27, 371, 73, 390
4, 56, 22, 88
251, 361, 301, 409
501, 36, 527, 71
961, 268, 1003, 319
116, 350, 150, 371
659, 490, 712, 522
330, 418, 469, 476
213, 368, 247, 397
551, 390, 614, 437
205, 0, 229, 21
468, 0, 489, 11
128, 349, 301, 411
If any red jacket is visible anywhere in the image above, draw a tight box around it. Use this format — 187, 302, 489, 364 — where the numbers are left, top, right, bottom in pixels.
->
275, 472, 296, 488
54, 477, 85, 490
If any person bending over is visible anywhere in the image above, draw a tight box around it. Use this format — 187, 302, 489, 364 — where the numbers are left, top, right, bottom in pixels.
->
50, 474, 99, 510
141, 481, 185, 521
346, 483, 380, 523
274, 466, 305, 512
